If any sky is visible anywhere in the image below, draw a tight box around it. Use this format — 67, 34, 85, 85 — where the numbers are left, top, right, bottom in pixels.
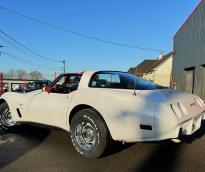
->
0, 0, 200, 79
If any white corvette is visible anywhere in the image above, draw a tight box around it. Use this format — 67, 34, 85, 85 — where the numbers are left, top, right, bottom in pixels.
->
0, 71, 205, 158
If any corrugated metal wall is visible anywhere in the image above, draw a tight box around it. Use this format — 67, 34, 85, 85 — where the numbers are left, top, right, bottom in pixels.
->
173, 1, 205, 99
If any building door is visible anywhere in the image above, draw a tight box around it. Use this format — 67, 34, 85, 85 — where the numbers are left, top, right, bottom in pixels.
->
184, 67, 195, 93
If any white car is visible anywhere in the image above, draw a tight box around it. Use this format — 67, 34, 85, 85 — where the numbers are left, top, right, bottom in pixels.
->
0, 71, 205, 158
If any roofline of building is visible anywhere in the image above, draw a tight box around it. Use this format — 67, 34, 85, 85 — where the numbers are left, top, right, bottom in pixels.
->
136, 52, 173, 74
153, 54, 172, 71
146, 52, 173, 73
173, 0, 204, 39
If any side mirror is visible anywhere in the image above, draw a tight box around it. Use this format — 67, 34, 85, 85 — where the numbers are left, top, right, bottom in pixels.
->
43, 86, 51, 92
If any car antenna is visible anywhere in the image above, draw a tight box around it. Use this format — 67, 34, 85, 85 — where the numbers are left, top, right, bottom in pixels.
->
133, 77, 137, 96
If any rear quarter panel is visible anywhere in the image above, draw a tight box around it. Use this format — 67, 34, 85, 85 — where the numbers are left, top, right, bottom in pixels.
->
67, 88, 157, 142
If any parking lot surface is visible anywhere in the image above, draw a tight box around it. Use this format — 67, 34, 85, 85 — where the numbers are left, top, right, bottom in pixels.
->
1, 122, 205, 172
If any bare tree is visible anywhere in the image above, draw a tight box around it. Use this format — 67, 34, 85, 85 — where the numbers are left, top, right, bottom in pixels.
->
28, 70, 43, 80
2, 69, 43, 80
5, 69, 15, 79
15, 69, 27, 80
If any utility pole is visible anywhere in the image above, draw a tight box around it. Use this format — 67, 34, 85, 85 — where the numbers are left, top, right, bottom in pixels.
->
60, 59, 66, 74
62, 59, 66, 73
0, 45, 3, 56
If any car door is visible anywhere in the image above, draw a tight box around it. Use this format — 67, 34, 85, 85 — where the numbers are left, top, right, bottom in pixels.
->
28, 91, 72, 129
28, 74, 80, 129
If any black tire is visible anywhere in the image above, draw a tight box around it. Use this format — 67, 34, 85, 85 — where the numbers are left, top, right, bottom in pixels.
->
0, 102, 16, 130
70, 108, 111, 158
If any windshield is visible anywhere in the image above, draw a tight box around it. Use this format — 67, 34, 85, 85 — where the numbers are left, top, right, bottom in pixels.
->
89, 71, 166, 90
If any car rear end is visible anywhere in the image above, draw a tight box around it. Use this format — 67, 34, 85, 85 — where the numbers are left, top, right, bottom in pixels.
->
154, 90, 205, 141
171, 95, 205, 136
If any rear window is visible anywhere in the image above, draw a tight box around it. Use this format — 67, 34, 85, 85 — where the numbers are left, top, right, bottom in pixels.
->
89, 71, 165, 90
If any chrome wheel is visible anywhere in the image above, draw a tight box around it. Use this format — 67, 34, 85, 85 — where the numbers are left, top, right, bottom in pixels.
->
71, 109, 111, 158
0, 104, 15, 128
75, 122, 96, 151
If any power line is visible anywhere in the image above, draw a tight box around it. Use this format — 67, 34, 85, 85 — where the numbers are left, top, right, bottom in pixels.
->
0, 50, 37, 66
0, 35, 37, 58
0, 35, 60, 70
0, 50, 59, 72
0, 52, 59, 79
0, 6, 169, 53
0, 51, 62, 79
0, 29, 67, 71
0, 29, 61, 62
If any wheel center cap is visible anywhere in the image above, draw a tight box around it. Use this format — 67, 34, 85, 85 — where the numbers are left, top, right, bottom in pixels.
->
82, 128, 94, 142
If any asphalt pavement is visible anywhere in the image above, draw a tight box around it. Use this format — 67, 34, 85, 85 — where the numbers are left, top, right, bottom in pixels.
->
1, 122, 205, 172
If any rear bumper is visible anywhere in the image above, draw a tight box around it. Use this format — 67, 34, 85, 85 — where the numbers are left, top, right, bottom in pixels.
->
180, 113, 204, 135
156, 112, 205, 141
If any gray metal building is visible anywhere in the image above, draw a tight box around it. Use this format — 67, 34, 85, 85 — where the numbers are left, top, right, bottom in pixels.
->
173, 0, 205, 99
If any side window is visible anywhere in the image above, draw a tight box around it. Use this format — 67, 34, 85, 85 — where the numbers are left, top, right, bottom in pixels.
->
112, 74, 120, 83
3, 83, 9, 92
90, 72, 163, 90
11, 83, 25, 92
90, 73, 120, 88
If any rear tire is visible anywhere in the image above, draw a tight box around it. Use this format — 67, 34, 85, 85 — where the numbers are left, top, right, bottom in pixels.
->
70, 108, 111, 158
0, 102, 16, 130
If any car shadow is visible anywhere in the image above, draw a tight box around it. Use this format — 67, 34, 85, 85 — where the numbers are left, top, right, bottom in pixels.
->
133, 122, 205, 172
106, 120, 205, 159
133, 140, 181, 172
104, 141, 135, 157
0, 125, 50, 169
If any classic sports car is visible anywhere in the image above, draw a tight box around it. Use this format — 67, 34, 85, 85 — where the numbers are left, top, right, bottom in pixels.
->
0, 71, 205, 158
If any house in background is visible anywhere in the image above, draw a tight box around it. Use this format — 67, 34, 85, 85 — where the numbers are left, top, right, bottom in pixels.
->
128, 59, 157, 77
128, 52, 173, 87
